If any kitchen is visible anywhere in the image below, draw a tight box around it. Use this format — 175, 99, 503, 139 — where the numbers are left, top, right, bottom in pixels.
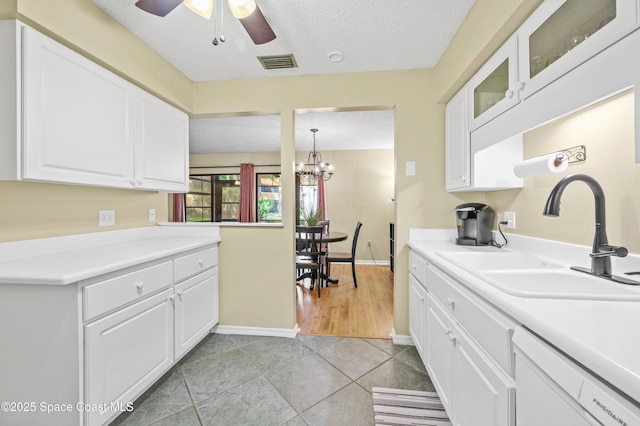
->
1, 0, 640, 425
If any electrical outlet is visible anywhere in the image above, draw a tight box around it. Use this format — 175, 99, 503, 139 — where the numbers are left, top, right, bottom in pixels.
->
504, 211, 516, 229
148, 208, 156, 222
367, 240, 372, 247
98, 210, 115, 227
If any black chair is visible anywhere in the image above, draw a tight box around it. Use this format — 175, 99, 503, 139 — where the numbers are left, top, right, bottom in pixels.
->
295, 225, 325, 297
325, 222, 362, 288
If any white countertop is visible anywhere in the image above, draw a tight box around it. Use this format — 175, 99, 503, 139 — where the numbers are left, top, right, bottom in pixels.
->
408, 229, 640, 404
0, 226, 221, 285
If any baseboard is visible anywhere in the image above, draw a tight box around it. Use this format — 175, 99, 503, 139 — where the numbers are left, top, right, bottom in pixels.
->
213, 324, 299, 339
391, 329, 414, 346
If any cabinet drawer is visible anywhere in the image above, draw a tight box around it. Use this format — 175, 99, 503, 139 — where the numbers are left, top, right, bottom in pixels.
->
84, 261, 173, 321
427, 265, 514, 374
409, 251, 427, 284
174, 246, 218, 282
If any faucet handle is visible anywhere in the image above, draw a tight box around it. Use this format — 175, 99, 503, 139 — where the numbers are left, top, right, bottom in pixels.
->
590, 245, 628, 258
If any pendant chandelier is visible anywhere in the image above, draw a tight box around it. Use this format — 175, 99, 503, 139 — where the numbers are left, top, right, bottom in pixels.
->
297, 129, 333, 182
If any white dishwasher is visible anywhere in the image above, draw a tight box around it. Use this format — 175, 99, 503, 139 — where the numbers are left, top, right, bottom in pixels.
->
513, 327, 640, 426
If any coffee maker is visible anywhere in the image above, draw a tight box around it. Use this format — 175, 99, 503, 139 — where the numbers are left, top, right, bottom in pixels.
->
455, 203, 494, 246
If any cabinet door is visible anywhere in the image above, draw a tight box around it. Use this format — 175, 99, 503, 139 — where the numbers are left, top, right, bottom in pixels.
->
85, 289, 174, 426
469, 36, 519, 130
174, 267, 219, 359
452, 323, 515, 426
425, 295, 454, 420
22, 26, 135, 188
409, 274, 427, 361
445, 86, 471, 191
518, 0, 638, 100
134, 89, 189, 192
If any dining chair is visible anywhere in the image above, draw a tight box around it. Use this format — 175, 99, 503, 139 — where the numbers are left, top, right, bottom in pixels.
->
295, 225, 326, 297
325, 222, 363, 288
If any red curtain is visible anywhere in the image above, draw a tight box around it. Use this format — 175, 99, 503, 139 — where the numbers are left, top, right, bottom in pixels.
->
317, 176, 326, 221
172, 193, 185, 222
239, 163, 255, 222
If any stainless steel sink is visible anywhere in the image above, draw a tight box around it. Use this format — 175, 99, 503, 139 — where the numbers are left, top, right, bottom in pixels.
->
480, 270, 640, 301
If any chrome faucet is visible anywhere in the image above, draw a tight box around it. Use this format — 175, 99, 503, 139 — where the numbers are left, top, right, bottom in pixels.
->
543, 173, 638, 285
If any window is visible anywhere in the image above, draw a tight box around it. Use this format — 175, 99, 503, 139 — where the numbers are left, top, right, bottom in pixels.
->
296, 176, 319, 225
256, 173, 282, 223
185, 174, 240, 222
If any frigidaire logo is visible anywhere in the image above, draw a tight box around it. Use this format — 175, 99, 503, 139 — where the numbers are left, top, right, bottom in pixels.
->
593, 397, 627, 426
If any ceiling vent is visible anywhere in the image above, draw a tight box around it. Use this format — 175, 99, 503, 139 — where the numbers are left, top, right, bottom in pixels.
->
257, 54, 298, 70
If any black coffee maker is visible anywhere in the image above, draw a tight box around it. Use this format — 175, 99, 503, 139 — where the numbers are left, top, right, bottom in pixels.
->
455, 203, 494, 246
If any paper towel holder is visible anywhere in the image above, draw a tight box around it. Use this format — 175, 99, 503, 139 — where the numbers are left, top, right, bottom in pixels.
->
553, 145, 586, 166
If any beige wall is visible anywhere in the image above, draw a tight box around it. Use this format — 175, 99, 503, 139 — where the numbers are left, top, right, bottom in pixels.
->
486, 90, 640, 253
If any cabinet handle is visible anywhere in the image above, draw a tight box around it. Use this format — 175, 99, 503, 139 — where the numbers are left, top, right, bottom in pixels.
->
129, 180, 136, 187
519, 81, 526, 91
447, 297, 455, 309
198, 260, 204, 268
177, 290, 184, 298
461, 175, 466, 182
169, 295, 175, 302
506, 89, 514, 99
135, 282, 144, 291
447, 331, 457, 344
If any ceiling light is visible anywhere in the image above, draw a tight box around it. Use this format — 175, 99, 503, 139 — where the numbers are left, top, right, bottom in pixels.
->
227, 0, 256, 19
184, 0, 214, 19
297, 129, 334, 183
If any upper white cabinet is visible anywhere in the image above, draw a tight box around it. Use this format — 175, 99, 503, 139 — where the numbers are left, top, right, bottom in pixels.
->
518, 0, 638, 99
445, 86, 471, 191
469, 37, 519, 131
135, 90, 189, 191
0, 20, 189, 192
22, 26, 136, 188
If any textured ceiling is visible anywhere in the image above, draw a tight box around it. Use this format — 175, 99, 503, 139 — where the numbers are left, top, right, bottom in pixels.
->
91, 0, 475, 82
90, 0, 474, 153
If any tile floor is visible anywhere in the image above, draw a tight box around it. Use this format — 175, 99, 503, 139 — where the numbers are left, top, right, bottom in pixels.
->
111, 333, 434, 426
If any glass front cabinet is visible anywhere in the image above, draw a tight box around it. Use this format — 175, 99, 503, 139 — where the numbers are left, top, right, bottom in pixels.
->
518, 0, 638, 99
469, 37, 518, 131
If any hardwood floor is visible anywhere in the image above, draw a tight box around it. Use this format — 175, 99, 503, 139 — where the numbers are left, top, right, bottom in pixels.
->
296, 264, 394, 339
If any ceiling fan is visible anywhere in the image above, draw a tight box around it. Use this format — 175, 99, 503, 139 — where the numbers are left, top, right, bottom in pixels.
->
134, 0, 276, 45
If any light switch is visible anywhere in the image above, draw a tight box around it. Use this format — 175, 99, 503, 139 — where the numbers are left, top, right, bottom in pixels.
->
406, 161, 416, 176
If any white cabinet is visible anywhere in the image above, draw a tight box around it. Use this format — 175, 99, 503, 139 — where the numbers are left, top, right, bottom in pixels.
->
0, 236, 219, 426
134, 91, 189, 191
84, 289, 174, 426
0, 20, 188, 192
469, 36, 519, 131
421, 261, 516, 426
408, 251, 428, 361
82, 245, 218, 425
445, 86, 471, 191
174, 266, 219, 359
517, 0, 638, 100
409, 274, 427, 358
21, 25, 136, 188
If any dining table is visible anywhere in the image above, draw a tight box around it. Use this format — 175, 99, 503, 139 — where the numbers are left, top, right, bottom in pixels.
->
296, 229, 348, 287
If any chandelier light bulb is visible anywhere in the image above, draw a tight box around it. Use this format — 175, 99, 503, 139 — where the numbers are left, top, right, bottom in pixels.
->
184, 0, 214, 19
227, 0, 257, 19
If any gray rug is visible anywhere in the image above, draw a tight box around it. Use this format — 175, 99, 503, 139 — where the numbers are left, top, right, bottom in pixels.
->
372, 387, 452, 426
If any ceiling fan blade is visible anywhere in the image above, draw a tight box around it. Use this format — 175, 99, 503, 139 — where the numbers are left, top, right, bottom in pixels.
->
135, 0, 183, 17
239, 4, 276, 44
